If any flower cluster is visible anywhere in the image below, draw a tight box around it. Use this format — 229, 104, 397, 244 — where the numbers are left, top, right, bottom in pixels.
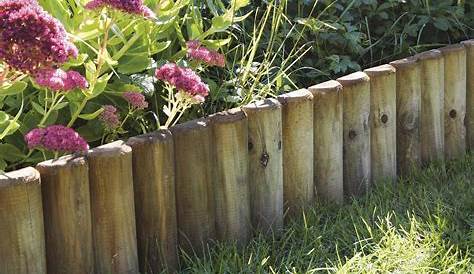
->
85, 0, 154, 17
99, 105, 120, 129
25, 125, 89, 153
34, 68, 88, 92
187, 40, 225, 67
123, 92, 148, 110
155, 63, 209, 102
0, 0, 78, 73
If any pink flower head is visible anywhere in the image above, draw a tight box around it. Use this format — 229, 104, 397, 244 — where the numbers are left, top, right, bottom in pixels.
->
186, 40, 225, 67
155, 63, 209, 102
25, 125, 89, 153
0, 0, 78, 73
85, 0, 155, 17
123, 92, 148, 110
99, 105, 120, 129
34, 68, 88, 92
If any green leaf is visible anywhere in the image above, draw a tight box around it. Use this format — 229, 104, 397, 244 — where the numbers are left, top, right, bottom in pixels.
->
79, 108, 104, 120
31, 101, 46, 115
210, 15, 232, 33
89, 73, 112, 98
0, 81, 27, 96
0, 111, 8, 125
0, 158, 6, 172
0, 144, 25, 162
63, 54, 88, 69
52, 102, 69, 111
118, 54, 152, 74
232, 0, 249, 10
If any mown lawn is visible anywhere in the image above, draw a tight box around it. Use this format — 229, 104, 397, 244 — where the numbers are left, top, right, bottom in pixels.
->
179, 154, 474, 273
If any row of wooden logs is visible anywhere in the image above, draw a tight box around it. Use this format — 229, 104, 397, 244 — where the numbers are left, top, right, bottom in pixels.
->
1, 41, 473, 274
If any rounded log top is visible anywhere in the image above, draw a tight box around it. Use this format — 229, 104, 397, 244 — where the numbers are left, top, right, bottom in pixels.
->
461, 39, 474, 47
209, 108, 246, 124
87, 140, 132, 158
389, 56, 418, 68
0, 167, 40, 188
438, 44, 466, 55
37, 154, 86, 168
364, 64, 396, 76
336, 71, 369, 86
277, 89, 313, 104
416, 49, 442, 61
308, 80, 342, 95
242, 98, 281, 113
127, 129, 172, 146
169, 117, 209, 134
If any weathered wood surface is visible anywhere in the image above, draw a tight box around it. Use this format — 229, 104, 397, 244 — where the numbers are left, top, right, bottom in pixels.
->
277, 89, 314, 219
171, 118, 216, 254
127, 130, 178, 273
210, 109, 251, 243
87, 141, 138, 274
364, 64, 397, 183
416, 50, 445, 164
308, 81, 343, 204
0, 167, 46, 274
390, 57, 422, 175
461, 40, 474, 151
337, 72, 371, 198
37, 156, 93, 274
243, 99, 284, 233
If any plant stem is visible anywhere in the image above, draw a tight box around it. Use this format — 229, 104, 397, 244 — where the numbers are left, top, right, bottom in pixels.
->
39, 93, 64, 127
67, 99, 87, 127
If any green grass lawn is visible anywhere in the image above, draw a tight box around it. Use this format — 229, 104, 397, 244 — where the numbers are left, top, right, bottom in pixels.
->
179, 154, 474, 273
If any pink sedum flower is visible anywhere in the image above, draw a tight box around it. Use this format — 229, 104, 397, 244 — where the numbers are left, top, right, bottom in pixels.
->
85, 0, 155, 17
25, 125, 89, 153
0, 0, 78, 73
186, 40, 225, 67
155, 63, 209, 102
123, 92, 148, 110
34, 68, 88, 92
99, 105, 120, 129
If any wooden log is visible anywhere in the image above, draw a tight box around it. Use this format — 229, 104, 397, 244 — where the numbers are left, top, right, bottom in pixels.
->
87, 141, 138, 274
277, 89, 314, 219
36, 156, 93, 274
210, 109, 251, 243
170, 118, 215, 254
337, 72, 371, 198
439, 44, 467, 160
127, 130, 178, 273
242, 99, 283, 233
461, 40, 474, 151
364, 64, 397, 183
308, 81, 343, 204
416, 50, 445, 165
0, 167, 46, 274
389, 57, 422, 176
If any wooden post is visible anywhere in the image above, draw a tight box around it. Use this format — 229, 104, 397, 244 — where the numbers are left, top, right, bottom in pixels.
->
439, 44, 467, 160
170, 118, 215, 254
364, 64, 397, 183
416, 50, 445, 165
277, 89, 314, 219
308, 81, 344, 204
37, 156, 93, 274
337, 72, 371, 198
390, 57, 422, 176
242, 99, 283, 233
210, 109, 251, 243
87, 141, 138, 274
127, 130, 178, 273
461, 40, 474, 151
0, 167, 46, 274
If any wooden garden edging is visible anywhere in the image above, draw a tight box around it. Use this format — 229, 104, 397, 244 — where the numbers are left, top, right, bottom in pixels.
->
1, 41, 473, 273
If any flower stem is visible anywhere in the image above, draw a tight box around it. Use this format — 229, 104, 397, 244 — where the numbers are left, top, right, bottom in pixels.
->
67, 99, 87, 127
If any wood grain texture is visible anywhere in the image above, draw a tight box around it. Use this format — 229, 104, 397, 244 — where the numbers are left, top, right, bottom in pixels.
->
337, 72, 371, 198
0, 167, 46, 274
127, 130, 178, 273
416, 50, 445, 165
170, 118, 216, 254
277, 89, 314, 219
461, 40, 474, 151
390, 57, 422, 175
309, 81, 343, 204
364, 64, 397, 183
37, 156, 93, 274
440, 45, 468, 161
210, 109, 251, 243
87, 141, 138, 274
242, 99, 283, 234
